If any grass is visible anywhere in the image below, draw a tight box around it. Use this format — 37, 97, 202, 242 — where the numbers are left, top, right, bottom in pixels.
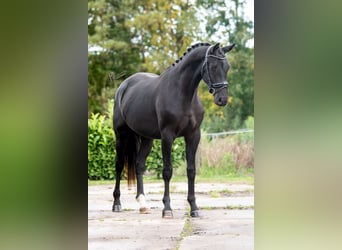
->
201, 205, 254, 210
209, 191, 221, 198
88, 172, 253, 186
225, 205, 254, 210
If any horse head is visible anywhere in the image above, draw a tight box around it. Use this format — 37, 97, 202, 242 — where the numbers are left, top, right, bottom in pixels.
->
201, 42, 235, 106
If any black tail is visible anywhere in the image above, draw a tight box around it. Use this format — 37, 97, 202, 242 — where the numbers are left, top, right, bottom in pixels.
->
122, 131, 138, 187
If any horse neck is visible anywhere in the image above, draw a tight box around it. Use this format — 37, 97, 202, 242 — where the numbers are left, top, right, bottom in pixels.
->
169, 47, 207, 101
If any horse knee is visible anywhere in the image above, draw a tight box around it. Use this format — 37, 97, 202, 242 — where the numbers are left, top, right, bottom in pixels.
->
162, 168, 173, 181
187, 168, 196, 179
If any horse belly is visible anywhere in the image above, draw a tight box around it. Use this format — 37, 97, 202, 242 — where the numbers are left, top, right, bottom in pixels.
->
128, 119, 161, 139
124, 105, 161, 139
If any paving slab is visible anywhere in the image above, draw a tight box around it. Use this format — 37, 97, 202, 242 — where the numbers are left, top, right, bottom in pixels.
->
88, 182, 254, 250
179, 209, 254, 250
88, 208, 186, 250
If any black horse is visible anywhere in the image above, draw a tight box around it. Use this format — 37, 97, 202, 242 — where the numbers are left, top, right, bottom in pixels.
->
112, 42, 235, 218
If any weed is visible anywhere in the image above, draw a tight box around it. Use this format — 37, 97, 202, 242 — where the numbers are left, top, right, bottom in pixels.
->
175, 214, 193, 250
209, 191, 221, 198
225, 205, 254, 210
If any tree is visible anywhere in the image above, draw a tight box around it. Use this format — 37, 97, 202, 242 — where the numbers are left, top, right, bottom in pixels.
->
196, 0, 254, 130
124, 0, 200, 73
88, 0, 142, 115
88, 0, 200, 115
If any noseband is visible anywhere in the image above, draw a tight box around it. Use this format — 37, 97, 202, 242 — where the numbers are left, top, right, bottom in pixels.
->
201, 45, 229, 95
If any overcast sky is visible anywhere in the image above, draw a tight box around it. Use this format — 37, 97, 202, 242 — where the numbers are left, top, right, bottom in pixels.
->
246, 0, 254, 47
245, 0, 254, 22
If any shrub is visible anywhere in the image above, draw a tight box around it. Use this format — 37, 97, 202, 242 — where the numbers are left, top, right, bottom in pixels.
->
146, 138, 185, 179
88, 113, 116, 180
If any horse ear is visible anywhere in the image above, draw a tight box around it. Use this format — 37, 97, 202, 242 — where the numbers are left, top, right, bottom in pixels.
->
222, 44, 236, 54
213, 42, 220, 50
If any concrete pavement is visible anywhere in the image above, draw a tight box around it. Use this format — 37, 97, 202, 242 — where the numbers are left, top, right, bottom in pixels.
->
88, 182, 254, 250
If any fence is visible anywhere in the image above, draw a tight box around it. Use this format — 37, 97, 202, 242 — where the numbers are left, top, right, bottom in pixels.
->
203, 129, 254, 139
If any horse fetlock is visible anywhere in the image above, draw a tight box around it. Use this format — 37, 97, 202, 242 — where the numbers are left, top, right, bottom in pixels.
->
187, 196, 196, 204
136, 194, 151, 214
162, 196, 171, 205
136, 194, 147, 207
187, 197, 199, 212
113, 190, 121, 199
190, 210, 200, 217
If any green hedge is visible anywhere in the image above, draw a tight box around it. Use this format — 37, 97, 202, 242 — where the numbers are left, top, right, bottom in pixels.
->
88, 113, 116, 180
88, 112, 185, 180
146, 138, 185, 179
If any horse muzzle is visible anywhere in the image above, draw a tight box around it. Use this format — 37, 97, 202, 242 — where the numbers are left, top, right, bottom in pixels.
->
215, 96, 228, 106
213, 89, 228, 106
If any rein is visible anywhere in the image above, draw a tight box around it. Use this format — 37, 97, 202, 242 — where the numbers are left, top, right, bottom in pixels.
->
201, 45, 229, 95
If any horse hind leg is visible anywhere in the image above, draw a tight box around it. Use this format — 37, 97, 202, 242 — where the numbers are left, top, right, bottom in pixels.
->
161, 132, 175, 218
112, 133, 125, 212
136, 137, 153, 214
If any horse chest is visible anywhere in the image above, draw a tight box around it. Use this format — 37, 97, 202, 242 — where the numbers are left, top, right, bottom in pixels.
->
175, 113, 198, 135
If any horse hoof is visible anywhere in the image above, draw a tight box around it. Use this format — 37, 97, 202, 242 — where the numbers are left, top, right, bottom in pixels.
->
190, 210, 200, 217
162, 210, 173, 219
139, 207, 151, 214
112, 204, 122, 212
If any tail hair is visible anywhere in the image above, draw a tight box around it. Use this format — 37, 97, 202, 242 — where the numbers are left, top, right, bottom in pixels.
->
123, 132, 138, 187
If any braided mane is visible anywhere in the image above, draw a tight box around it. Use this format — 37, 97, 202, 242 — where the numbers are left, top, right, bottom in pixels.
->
170, 42, 211, 67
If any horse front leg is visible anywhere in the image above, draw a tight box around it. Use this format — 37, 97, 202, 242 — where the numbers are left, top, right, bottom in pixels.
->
161, 132, 175, 218
185, 130, 201, 217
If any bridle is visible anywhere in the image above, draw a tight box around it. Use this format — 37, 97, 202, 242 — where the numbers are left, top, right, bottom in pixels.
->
201, 45, 229, 95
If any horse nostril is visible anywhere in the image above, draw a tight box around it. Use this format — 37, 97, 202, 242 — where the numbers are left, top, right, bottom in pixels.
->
216, 96, 228, 106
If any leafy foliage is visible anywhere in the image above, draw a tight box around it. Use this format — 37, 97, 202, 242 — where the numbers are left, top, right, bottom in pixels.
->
88, 113, 116, 180
146, 138, 185, 179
